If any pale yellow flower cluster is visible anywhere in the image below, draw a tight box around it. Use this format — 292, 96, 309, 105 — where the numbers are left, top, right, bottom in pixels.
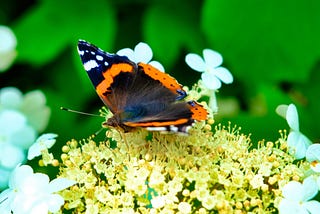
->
54, 120, 306, 213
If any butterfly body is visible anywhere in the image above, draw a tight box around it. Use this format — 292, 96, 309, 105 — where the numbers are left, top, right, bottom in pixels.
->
77, 40, 207, 133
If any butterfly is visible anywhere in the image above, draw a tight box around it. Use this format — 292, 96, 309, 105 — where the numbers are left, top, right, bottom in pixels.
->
77, 40, 207, 133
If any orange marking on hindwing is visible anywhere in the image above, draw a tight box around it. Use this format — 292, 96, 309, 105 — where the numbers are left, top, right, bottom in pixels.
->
124, 118, 189, 127
189, 102, 208, 120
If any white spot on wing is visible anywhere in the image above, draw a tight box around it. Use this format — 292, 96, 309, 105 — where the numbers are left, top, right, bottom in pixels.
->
83, 60, 98, 71
104, 61, 109, 66
185, 125, 192, 133
169, 125, 179, 132
96, 55, 103, 61
146, 127, 167, 131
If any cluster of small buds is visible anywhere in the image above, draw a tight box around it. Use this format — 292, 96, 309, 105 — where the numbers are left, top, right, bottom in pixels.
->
1, 34, 318, 213
0, 42, 310, 213
55, 118, 306, 213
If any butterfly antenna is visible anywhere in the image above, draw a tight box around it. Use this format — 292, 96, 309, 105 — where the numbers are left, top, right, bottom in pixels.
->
60, 107, 103, 117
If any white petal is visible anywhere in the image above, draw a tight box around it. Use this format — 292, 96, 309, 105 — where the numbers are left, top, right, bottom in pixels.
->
0, 26, 17, 71
302, 176, 318, 201
11, 124, 36, 149
149, 61, 165, 72
46, 194, 64, 212
310, 162, 320, 173
303, 200, 320, 214
185, 53, 206, 72
27, 143, 41, 160
19, 90, 50, 132
276, 104, 289, 119
213, 67, 233, 84
0, 50, 17, 71
0, 26, 17, 52
279, 199, 308, 214
203, 49, 223, 68
0, 167, 11, 189
0, 87, 22, 109
151, 196, 166, 209
0, 189, 13, 214
306, 144, 320, 162
0, 188, 12, 202
0, 144, 25, 169
134, 42, 153, 63
28, 194, 63, 213
286, 104, 299, 131
12, 193, 39, 214
29, 203, 49, 214
23, 90, 46, 107
287, 131, 312, 159
36, 133, 57, 142
36, 133, 58, 147
0, 110, 27, 135
282, 181, 303, 201
10, 165, 33, 189
43, 139, 55, 148
306, 144, 320, 173
317, 177, 320, 191
47, 178, 76, 193
117, 48, 135, 61
202, 72, 221, 90
28, 133, 57, 160
22, 173, 50, 194
27, 107, 50, 133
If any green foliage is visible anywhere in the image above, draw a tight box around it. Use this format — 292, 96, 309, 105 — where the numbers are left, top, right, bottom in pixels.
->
203, 0, 320, 84
143, 1, 204, 68
1, 0, 319, 147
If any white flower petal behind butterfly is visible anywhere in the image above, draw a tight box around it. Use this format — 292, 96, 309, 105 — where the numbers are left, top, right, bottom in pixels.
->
117, 42, 165, 72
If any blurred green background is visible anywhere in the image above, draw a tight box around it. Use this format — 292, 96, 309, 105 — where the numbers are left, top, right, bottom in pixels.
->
1, 0, 320, 146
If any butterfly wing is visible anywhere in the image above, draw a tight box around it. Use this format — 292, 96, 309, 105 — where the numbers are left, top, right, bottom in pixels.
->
117, 64, 207, 133
77, 40, 207, 133
138, 63, 187, 100
77, 40, 134, 113
78, 41, 186, 111
123, 101, 207, 133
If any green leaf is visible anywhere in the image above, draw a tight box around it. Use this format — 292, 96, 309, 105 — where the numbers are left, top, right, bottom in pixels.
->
13, 0, 116, 66
44, 88, 102, 143
202, 0, 320, 84
143, 2, 203, 69
221, 83, 291, 142
298, 65, 320, 140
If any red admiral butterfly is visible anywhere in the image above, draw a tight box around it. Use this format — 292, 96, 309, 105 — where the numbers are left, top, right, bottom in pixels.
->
77, 40, 207, 133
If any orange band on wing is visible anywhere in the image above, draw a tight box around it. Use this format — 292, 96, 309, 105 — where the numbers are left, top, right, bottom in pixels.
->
139, 63, 184, 95
189, 102, 208, 120
96, 63, 133, 97
124, 118, 189, 127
